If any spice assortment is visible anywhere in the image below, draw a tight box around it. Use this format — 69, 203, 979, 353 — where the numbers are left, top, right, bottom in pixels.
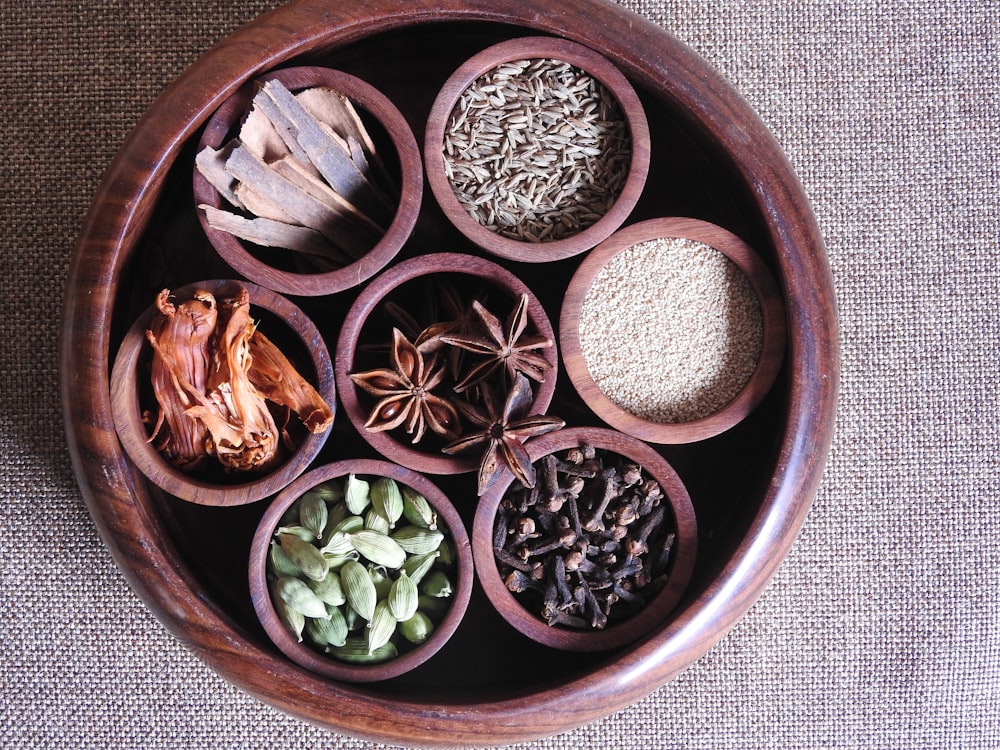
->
492, 442, 674, 630
442, 57, 630, 243
195, 78, 397, 269
112, 35, 782, 680
143, 284, 333, 473
266, 473, 457, 663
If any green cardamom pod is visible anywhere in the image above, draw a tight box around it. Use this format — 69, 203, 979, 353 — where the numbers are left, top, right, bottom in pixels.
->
366, 600, 397, 654
276, 525, 316, 543
401, 486, 438, 529
398, 611, 434, 644
320, 501, 349, 544
436, 539, 456, 567
309, 569, 346, 606
343, 602, 363, 632
349, 529, 407, 569
417, 593, 451, 616
341, 560, 377, 621
298, 490, 329, 538
400, 549, 439, 586
363, 508, 390, 536
320, 530, 356, 558
332, 515, 365, 534
268, 540, 301, 578
344, 473, 371, 515
370, 477, 404, 527
306, 607, 348, 648
321, 551, 359, 571
312, 479, 344, 504
390, 526, 445, 556
274, 595, 306, 642
275, 576, 329, 620
277, 501, 301, 529
369, 566, 393, 600
278, 532, 329, 582
387, 572, 418, 622
420, 569, 454, 598
328, 637, 397, 664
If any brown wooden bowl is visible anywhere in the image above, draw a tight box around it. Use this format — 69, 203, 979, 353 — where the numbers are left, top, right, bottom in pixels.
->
249, 459, 473, 682
63, 1, 839, 745
561, 217, 787, 444
193, 66, 422, 296
109, 279, 335, 505
424, 36, 651, 263
473, 427, 697, 652
335, 252, 559, 475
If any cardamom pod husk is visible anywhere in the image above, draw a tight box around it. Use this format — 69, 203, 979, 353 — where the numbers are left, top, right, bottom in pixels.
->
309, 569, 346, 606
340, 560, 377, 621
370, 477, 404, 527
349, 529, 407, 569
387, 572, 418, 622
299, 490, 329, 538
278, 532, 329, 582
398, 611, 434, 644
275, 576, 329, 620
366, 600, 397, 654
401, 486, 438, 530
344, 473, 371, 515
391, 526, 444, 556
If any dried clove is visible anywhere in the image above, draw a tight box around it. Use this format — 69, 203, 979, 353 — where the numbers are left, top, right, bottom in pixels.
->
492, 442, 677, 631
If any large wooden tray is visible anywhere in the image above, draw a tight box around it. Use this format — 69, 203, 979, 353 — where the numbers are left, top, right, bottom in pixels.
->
60, 0, 838, 745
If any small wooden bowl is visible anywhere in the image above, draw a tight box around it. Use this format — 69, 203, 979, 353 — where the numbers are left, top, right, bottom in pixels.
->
560, 217, 787, 444
109, 279, 335, 505
473, 426, 697, 652
249, 459, 473, 682
193, 66, 422, 296
424, 36, 651, 263
335, 252, 559, 475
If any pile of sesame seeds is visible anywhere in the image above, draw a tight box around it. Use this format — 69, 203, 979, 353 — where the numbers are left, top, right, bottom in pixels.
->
579, 237, 764, 424
442, 58, 631, 243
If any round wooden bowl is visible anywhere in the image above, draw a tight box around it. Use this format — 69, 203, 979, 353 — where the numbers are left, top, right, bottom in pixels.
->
561, 217, 788, 444
473, 427, 697, 652
109, 279, 335, 505
249, 459, 473, 682
424, 36, 651, 263
63, 1, 839, 745
335, 252, 559, 475
193, 66, 422, 296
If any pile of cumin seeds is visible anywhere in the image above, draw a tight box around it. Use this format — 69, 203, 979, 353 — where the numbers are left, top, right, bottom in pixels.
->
442, 58, 631, 243
579, 237, 764, 424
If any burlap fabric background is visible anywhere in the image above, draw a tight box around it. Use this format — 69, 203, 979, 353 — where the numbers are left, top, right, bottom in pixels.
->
3, 0, 997, 747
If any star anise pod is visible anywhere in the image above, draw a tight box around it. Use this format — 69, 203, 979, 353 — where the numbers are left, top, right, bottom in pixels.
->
440, 293, 554, 392
442, 373, 565, 495
349, 328, 461, 444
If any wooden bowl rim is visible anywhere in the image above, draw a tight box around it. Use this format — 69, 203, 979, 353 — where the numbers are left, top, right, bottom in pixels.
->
61, 0, 839, 744
472, 426, 698, 651
193, 65, 423, 297
334, 251, 559, 475
249, 458, 474, 682
108, 279, 335, 506
424, 35, 651, 263
560, 216, 788, 443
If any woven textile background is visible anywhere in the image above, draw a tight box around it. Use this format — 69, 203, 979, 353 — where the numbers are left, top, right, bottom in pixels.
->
3, 0, 998, 748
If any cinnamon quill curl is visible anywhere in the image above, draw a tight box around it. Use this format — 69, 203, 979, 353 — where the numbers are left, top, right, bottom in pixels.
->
144, 285, 332, 473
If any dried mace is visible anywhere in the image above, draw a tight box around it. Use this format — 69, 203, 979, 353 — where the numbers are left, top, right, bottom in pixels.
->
144, 285, 332, 473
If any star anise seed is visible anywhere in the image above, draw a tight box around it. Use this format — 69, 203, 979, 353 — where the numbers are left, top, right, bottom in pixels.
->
440, 293, 554, 392
442, 373, 564, 495
349, 328, 460, 444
